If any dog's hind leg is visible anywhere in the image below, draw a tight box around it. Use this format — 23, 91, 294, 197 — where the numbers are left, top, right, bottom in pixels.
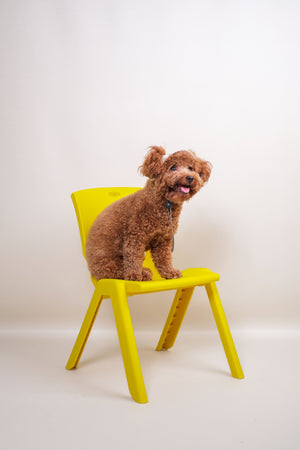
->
88, 255, 124, 280
141, 267, 153, 281
123, 236, 151, 281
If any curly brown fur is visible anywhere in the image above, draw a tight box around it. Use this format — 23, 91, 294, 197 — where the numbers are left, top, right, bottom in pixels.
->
86, 146, 212, 281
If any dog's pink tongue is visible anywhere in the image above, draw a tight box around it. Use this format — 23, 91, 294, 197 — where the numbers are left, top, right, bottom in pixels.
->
179, 186, 190, 194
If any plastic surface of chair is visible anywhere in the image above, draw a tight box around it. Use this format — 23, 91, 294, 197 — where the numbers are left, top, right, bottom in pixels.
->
66, 187, 244, 403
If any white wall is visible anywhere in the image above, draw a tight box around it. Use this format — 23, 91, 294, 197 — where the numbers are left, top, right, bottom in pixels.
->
1, 0, 299, 331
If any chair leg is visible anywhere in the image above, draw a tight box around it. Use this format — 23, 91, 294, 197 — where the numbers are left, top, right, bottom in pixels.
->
66, 286, 103, 370
156, 287, 195, 351
110, 283, 148, 404
205, 282, 244, 379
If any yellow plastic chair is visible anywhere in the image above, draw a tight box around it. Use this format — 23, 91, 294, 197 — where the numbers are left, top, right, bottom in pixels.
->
66, 187, 244, 403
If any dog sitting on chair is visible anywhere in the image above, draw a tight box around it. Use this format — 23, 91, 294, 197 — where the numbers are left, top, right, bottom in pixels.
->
86, 146, 212, 281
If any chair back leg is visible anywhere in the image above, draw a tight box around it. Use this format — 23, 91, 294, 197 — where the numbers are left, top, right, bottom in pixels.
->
66, 286, 103, 370
110, 283, 148, 403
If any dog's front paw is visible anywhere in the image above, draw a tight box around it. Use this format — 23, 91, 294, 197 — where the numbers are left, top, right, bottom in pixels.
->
162, 268, 182, 279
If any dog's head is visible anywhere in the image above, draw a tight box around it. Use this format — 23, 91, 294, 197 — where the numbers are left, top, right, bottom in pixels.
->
140, 146, 212, 204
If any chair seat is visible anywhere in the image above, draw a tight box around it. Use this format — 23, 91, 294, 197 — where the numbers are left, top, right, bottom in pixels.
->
126, 268, 220, 295
93, 268, 220, 297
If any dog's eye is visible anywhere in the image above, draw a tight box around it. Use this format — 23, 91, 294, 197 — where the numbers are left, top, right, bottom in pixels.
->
188, 166, 194, 171
170, 165, 177, 171
199, 171, 204, 177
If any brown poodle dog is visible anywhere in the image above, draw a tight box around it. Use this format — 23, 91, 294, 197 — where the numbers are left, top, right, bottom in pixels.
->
86, 146, 212, 281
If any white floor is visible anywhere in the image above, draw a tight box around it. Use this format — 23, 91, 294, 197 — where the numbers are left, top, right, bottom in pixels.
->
0, 328, 299, 450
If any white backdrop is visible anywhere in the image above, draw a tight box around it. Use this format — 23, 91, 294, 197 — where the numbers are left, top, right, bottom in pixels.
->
0, 0, 299, 331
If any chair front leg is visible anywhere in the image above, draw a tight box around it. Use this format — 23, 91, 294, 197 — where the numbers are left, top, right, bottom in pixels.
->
205, 282, 244, 379
156, 287, 195, 350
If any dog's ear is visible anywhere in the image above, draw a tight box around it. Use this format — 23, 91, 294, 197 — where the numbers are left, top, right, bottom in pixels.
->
140, 146, 166, 178
199, 160, 212, 183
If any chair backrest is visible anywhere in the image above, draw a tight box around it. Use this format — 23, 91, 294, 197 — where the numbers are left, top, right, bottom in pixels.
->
71, 187, 140, 258
71, 187, 162, 281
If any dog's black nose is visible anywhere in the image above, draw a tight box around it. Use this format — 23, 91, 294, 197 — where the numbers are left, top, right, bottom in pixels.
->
186, 176, 194, 184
